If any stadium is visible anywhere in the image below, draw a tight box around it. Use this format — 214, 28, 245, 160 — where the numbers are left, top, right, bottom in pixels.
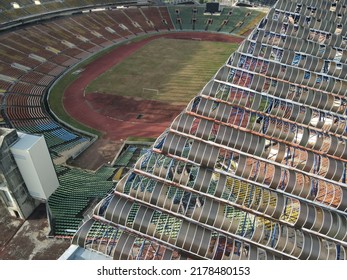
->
0, 0, 347, 260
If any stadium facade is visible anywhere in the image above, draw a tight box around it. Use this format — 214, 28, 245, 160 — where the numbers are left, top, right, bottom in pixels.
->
1, 0, 347, 260
70, 0, 347, 260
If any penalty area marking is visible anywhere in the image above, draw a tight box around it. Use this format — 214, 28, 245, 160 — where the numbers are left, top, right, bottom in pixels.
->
142, 88, 159, 97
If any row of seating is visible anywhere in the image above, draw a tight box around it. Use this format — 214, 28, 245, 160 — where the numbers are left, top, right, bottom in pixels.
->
49, 165, 116, 236
237, 0, 277, 7
5, 93, 41, 107
118, 170, 255, 235
0, 0, 136, 24
113, 146, 138, 167
73, 218, 191, 260
168, 6, 265, 35
88, 194, 266, 259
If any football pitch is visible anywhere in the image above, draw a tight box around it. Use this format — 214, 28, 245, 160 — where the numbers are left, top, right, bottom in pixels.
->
86, 38, 239, 105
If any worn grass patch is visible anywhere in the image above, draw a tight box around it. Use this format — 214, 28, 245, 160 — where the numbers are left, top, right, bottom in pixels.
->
86, 38, 238, 105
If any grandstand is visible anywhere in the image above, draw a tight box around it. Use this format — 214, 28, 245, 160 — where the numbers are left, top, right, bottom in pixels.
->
168, 5, 264, 35
0, 1, 137, 26
0, 0, 346, 262
0, 4, 262, 164
236, 0, 277, 7
0, 2, 263, 240
49, 165, 116, 237
70, 0, 347, 260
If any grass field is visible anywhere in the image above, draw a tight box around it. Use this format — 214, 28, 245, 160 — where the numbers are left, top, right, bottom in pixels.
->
86, 38, 238, 105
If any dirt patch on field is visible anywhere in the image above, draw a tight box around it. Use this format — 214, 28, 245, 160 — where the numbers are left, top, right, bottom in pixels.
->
85, 93, 183, 123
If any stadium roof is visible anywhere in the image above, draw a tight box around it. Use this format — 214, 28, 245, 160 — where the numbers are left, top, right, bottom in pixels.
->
72, 0, 347, 260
